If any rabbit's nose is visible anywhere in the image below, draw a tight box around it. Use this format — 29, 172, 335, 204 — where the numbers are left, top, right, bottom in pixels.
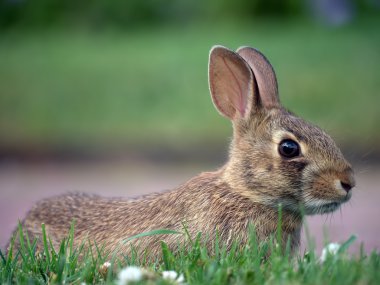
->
339, 170, 355, 193
340, 181, 353, 193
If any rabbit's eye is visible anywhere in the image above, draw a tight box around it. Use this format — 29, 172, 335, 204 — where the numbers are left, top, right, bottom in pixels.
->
278, 139, 300, 158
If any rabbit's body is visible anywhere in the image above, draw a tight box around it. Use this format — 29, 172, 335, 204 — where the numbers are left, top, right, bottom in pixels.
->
11, 45, 355, 257
20, 170, 301, 256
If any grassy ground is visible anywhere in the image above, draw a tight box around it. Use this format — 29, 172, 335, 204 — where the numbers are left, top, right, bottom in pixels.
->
1, 224, 379, 284
0, 17, 379, 150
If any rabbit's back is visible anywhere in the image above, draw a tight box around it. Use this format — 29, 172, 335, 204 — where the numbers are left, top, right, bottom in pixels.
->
12, 170, 301, 256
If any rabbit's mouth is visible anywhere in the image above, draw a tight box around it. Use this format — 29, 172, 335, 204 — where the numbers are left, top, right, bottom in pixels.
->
319, 202, 340, 213
304, 201, 342, 215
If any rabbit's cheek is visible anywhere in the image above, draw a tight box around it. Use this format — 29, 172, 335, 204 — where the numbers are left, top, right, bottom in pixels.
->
310, 172, 350, 202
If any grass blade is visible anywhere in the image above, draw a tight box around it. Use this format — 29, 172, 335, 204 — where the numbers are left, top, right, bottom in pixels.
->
41, 223, 51, 266
161, 241, 173, 270
0, 249, 6, 265
339, 235, 357, 253
68, 220, 75, 257
122, 229, 181, 244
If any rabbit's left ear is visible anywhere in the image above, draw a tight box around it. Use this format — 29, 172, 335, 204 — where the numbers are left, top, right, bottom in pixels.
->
208, 46, 255, 120
237, 46, 280, 109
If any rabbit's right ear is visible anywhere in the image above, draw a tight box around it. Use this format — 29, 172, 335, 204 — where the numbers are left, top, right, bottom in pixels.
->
208, 46, 255, 120
236, 46, 280, 109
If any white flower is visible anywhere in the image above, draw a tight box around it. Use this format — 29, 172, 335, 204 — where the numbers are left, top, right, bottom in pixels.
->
99, 261, 112, 276
320, 242, 341, 262
102, 261, 111, 268
162, 270, 185, 283
117, 266, 144, 285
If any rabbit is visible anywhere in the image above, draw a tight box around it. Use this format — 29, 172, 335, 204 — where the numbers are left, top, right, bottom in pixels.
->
9, 45, 355, 258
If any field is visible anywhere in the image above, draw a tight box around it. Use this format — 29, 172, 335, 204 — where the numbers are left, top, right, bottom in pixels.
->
1, 224, 380, 284
1, 16, 380, 285
0, 17, 379, 151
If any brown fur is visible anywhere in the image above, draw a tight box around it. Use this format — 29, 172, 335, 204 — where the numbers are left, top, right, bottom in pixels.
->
9, 45, 354, 259
15, 170, 301, 258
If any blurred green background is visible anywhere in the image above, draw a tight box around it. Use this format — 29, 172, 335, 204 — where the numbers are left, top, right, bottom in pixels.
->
0, 0, 379, 160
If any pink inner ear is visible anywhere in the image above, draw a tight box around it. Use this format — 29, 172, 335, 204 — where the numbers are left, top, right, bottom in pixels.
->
209, 46, 253, 120
222, 57, 248, 118
237, 47, 280, 109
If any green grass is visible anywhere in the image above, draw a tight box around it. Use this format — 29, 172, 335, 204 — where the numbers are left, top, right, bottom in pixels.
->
1, 223, 380, 284
0, 17, 379, 149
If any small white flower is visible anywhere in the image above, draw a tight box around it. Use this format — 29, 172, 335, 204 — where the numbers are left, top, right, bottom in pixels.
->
99, 261, 112, 276
162, 270, 185, 283
102, 261, 111, 268
320, 242, 341, 262
117, 266, 144, 285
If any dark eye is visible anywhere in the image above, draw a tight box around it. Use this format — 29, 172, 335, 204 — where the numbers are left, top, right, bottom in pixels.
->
278, 139, 300, 158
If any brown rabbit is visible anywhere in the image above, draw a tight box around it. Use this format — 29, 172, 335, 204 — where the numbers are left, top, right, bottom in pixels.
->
10, 45, 355, 258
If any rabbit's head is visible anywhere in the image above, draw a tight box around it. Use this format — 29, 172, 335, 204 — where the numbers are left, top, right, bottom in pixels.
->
209, 46, 355, 215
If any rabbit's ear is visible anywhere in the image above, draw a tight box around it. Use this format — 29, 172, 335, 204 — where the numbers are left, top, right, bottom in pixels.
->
209, 46, 255, 120
237, 46, 280, 109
